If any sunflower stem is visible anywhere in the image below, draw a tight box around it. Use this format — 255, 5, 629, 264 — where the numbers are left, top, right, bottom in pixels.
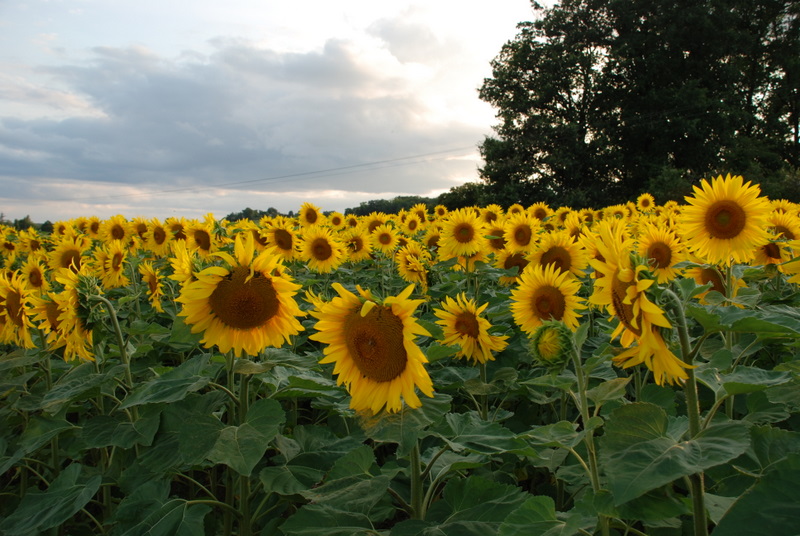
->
409, 442, 424, 520
238, 364, 252, 536
479, 361, 489, 421
662, 289, 708, 536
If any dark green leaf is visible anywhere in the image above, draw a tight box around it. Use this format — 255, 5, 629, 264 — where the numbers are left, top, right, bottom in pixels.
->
360, 393, 451, 456
81, 405, 162, 449
280, 504, 375, 536
116, 499, 210, 536
498, 495, 595, 536
0, 463, 101, 535
120, 355, 215, 409
434, 412, 532, 455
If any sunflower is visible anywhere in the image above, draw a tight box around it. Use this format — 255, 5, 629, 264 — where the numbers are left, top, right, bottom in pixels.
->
310, 283, 434, 414
298, 202, 326, 228
48, 236, 90, 274
684, 265, 747, 304
494, 249, 529, 286
480, 204, 504, 226
52, 267, 96, 362
636, 223, 686, 283
29, 291, 68, 353
19, 256, 50, 294
767, 210, 800, 241
371, 223, 401, 256
18, 229, 46, 259
589, 220, 690, 385
395, 241, 431, 290
168, 240, 199, 286
679, 174, 771, 265
344, 214, 361, 228
0, 231, 19, 267
177, 233, 305, 356
401, 213, 425, 236
438, 208, 488, 260
485, 222, 507, 253
424, 226, 441, 251
529, 321, 572, 370
365, 212, 388, 233
527, 230, 588, 278
99, 215, 131, 244
0, 271, 36, 348
433, 293, 508, 364
410, 203, 429, 222
130, 216, 149, 243
503, 211, 540, 254
142, 218, 172, 257
263, 217, 299, 262
85, 216, 102, 239
94, 240, 130, 289
341, 227, 373, 263
636, 193, 656, 212
186, 216, 219, 258
510, 263, 585, 334
300, 225, 347, 273
138, 261, 165, 312
527, 202, 552, 222
165, 217, 188, 241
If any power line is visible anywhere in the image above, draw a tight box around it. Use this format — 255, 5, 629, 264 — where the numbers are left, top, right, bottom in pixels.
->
58, 146, 478, 202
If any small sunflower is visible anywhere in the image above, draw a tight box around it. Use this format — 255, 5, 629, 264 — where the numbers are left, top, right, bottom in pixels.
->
438, 208, 488, 260
636, 223, 686, 283
510, 263, 585, 334
767, 210, 800, 241
527, 230, 588, 278
494, 249, 529, 286
52, 267, 96, 362
19, 257, 50, 294
679, 174, 771, 265
298, 202, 325, 228
139, 261, 165, 312
142, 218, 171, 257
263, 217, 299, 262
341, 227, 373, 262
528, 202, 552, 222
503, 211, 540, 254
0, 271, 36, 348
48, 236, 90, 274
165, 217, 188, 241
401, 213, 425, 236
636, 193, 656, 212
99, 215, 131, 244
480, 204, 504, 226
94, 240, 130, 289
310, 283, 434, 414
433, 293, 508, 364
529, 321, 572, 371
186, 217, 219, 258
30, 291, 68, 353
371, 223, 400, 256
300, 225, 347, 273
395, 241, 431, 290
177, 233, 305, 356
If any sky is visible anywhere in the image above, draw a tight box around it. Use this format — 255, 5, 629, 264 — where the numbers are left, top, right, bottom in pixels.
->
0, 0, 539, 223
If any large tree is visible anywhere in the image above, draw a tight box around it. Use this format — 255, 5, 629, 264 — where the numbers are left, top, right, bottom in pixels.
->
478, 0, 800, 207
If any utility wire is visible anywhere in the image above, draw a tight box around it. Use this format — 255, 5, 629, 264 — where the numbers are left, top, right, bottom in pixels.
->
57, 146, 477, 202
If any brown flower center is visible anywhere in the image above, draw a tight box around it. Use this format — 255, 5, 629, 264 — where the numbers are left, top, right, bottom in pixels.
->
208, 267, 279, 330
699, 268, 725, 295
153, 226, 167, 245
454, 223, 475, 243
45, 300, 62, 332
311, 238, 333, 261
705, 200, 746, 239
60, 248, 82, 271
5, 290, 23, 327
171, 224, 186, 241
348, 236, 364, 253
771, 225, 795, 240
273, 229, 293, 251
111, 252, 124, 272
513, 225, 532, 247
761, 242, 781, 261
111, 224, 126, 240
504, 253, 529, 275
531, 285, 566, 321
539, 246, 572, 274
28, 267, 44, 288
647, 241, 672, 269
454, 312, 480, 338
304, 209, 318, 224
344, 305, 407, 382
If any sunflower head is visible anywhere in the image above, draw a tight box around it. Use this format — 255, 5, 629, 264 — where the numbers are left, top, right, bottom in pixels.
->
529, 321, 573, 371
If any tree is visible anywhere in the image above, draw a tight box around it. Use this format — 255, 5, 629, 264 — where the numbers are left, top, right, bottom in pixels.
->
479, 0, 800, 207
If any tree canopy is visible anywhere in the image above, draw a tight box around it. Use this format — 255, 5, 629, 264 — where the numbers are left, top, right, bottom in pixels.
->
478, 0, 800, 207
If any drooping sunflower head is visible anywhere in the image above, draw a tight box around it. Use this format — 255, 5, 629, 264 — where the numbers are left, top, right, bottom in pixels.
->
310, 283, 434, 414
177, 232, 305, 356
679, 174, 771, 265
433, 292, 508, 365
94, 240, 130, 290
0, 271, 36, 348
138, 261, 165, 313
395, 240, 431, 290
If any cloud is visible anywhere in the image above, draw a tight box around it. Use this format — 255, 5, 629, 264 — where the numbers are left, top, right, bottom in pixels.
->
0, 22, 492, 221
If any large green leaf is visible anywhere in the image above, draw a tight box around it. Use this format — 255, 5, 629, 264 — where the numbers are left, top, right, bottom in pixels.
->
687, 305, 800, 338
81, 405, 162, 449
0, 463, 101, 535
120, 355, 215, 409
713, 454, 800, 536
392, 476, 529, 536
38, 363, 124, 414
279, 504, 376, 536
0, 415, 77, 474
433, 411, 533, 455
498, 495, 595, 536
360, 393, 451, 456
116, 499, 210, 536
600, 403, 750, 505
207, 397, 285, 476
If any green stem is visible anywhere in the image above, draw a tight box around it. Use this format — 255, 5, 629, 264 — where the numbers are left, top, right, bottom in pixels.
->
409, 443, 424, 520
479, 361, 489, 421
186, 499, 244, 519
662, 289, 708, 536
239, 371, 252, 536
89, 295, 133, 389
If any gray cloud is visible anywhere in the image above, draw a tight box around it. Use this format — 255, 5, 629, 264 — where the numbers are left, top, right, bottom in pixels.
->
0, 33, 487, 219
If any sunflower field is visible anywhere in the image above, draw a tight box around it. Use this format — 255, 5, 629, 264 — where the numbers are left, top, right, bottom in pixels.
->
1, 174, 800, 536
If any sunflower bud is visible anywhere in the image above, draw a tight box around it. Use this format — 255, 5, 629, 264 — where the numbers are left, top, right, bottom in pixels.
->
529, 321, 573, 371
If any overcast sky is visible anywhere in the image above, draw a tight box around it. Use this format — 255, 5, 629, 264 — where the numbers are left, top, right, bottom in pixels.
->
0, 0, 538, 222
